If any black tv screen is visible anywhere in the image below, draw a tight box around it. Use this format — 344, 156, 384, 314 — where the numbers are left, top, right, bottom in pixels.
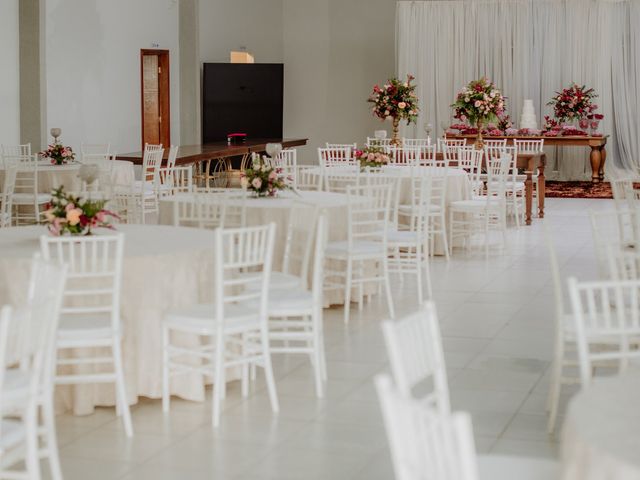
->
202, 63, 284, 143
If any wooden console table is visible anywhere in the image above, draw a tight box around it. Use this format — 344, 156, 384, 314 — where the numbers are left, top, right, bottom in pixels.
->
117, 138, 308, 187
445, 134, 608, 183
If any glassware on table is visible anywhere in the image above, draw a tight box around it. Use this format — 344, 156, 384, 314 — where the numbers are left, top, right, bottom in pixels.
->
578, 118, 589, 131
424, 123, 432, 143
590, 120, 600, 136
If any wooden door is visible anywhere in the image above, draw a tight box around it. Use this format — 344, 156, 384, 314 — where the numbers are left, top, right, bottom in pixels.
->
140, 49, 170, 150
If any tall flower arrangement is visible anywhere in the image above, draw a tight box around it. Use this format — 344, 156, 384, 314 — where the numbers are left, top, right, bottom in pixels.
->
368, 74, 419, 146
547, 83, 598, 122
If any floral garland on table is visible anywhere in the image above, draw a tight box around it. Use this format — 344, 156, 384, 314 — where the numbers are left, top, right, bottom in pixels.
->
368, 75, 419, 145
43, 186, 118, 236
354, 146, 390, 170
451, 78, 506, 129
40, 143, 75, 165
547, 83, 598, 122
240, 157, 291, 197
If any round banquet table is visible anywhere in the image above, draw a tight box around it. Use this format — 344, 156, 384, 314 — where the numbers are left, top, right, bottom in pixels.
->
0, 224, 216, 415
159, 190, 363, 306
0, 160, 135, 193
306, 165, 470, 254
561, 372, 640, 480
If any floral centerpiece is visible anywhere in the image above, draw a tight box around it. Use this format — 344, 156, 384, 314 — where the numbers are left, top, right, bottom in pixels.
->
368, 74, 419, 146
43, 186, 118, 236
451, 77, 506, 148
240, 156, 290, 197
40, 143, 75, 165
354, 146, 390, 170
547, 83, 598, 124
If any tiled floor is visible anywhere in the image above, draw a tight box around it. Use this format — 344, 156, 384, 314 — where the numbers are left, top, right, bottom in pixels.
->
48, 198, 610, 479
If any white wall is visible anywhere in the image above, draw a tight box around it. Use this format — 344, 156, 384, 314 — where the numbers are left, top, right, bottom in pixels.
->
0, 0, 20, 146
197, 0, 397, 163
44, 0, 180, 154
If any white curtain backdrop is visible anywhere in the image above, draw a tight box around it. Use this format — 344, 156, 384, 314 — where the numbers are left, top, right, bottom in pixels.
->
397, 0, 640, 180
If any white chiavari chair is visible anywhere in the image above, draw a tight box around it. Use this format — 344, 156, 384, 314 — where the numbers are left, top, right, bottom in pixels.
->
295, 165, 322, 191
325, 184, 395, 324
323, 167, 360, 194
589, 209, 639, 278
483, 138, 507, 148
568, 277, 640, 387
5, 256, 68, 480
8, 154, 49, 225
162, 223, 279, 427
172, 193, 226, 229
387, 172, 433, 303
264, 214, 328, 397
81, 144, 111, 164
514, 138, 544, 202
382, 302, 448, 411
417, 144, 438, 166
192, 187, 247, 228
133, 144, 164, 223
375, 374, 559, 480
437, 138, 467, 166
1, 144, 31, 158
544, 226, 580, 433
40, 233, 133, 437
427, 163, 451, 260
0, 164, 17, 228
389, 146, 420, 166
456, 147, 484, 196
402, 138, 431, 148
317, 146, 356, 169
158, 145, 180, 197
485, 145, 524, 227
366, 137, 391, 148
449, 154, 509, 257
274, 148, 297, 188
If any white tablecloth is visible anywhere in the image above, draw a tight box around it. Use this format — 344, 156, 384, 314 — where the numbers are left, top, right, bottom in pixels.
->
0, 160, 135, 193
561, 372, 640, 480
160, 190, 357, 305
0, 225, 215, 414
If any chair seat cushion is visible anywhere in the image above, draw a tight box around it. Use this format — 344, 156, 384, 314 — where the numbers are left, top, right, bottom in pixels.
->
164, 303, 261, 335
386, 230, 420, 244
325, 240, 386, 257
57, 314, 116, 344
0, 420, 26, 451
267, 289, 315, 316
244, 271, 304, 292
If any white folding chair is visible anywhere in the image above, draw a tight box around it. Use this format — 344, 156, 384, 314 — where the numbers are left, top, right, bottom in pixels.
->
158, 145, 180, 197
318, 146, 356, 168
325, 184, 395, 324
389, 147, 420, 166
295, 166, 322, 191
172, 193, 226, 229
381, 302, 449, 413
133, 144, 164, 223
274, 148, 297, 188
162, 223, 279, 427
514, 139, 544, 201
40, 233, 133, 437
7, 155, 49, 225
266, 214, 328, 397
568, 277, 640, 387
375, 374, 559, 480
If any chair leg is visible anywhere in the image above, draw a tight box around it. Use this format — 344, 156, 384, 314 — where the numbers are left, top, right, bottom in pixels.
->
440, 214, 450, 261
343, 258, 353, 324
312, 313, 324, 398
162, 325, 171, 413
41, 394, 63, 480
25, 403, 41, 480
241, 333, 249, 398
382, 257, 395, 319
415, 247, 423, 305
112, 340, 133, 437
547, 331, 565, 434
212, 334, 226, 428
261, 327, 280, 413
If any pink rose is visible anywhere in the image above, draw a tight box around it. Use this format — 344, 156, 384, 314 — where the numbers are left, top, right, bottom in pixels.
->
65, 203, 75, 212
398, 102, 406, 109
268, 171, 277, 181
251, 178, 262, 189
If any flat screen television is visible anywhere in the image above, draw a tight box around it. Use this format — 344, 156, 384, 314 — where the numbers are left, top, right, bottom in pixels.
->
202, 63, 284, 143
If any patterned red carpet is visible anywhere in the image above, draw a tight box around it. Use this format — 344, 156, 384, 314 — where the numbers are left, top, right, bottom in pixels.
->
544, 181, 613, 199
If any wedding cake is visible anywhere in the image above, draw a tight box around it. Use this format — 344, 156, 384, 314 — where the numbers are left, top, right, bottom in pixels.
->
520, 99, 537, 130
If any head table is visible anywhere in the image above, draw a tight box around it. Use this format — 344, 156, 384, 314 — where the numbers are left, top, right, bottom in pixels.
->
0, 224, 217, 415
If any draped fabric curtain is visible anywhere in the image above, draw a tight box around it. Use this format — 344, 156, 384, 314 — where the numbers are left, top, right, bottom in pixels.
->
396, 0, 640, 180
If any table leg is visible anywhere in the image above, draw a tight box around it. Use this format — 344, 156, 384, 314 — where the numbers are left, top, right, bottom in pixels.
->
525, 156, 533, 226
590, 146, 602, 183
599, 147, 607, 181
537, 162, 546, 218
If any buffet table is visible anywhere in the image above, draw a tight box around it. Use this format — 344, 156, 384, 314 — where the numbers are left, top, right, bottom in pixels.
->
445, 134, 608, 183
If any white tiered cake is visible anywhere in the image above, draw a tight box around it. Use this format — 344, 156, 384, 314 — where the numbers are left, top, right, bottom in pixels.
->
520, 99, 537, 130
